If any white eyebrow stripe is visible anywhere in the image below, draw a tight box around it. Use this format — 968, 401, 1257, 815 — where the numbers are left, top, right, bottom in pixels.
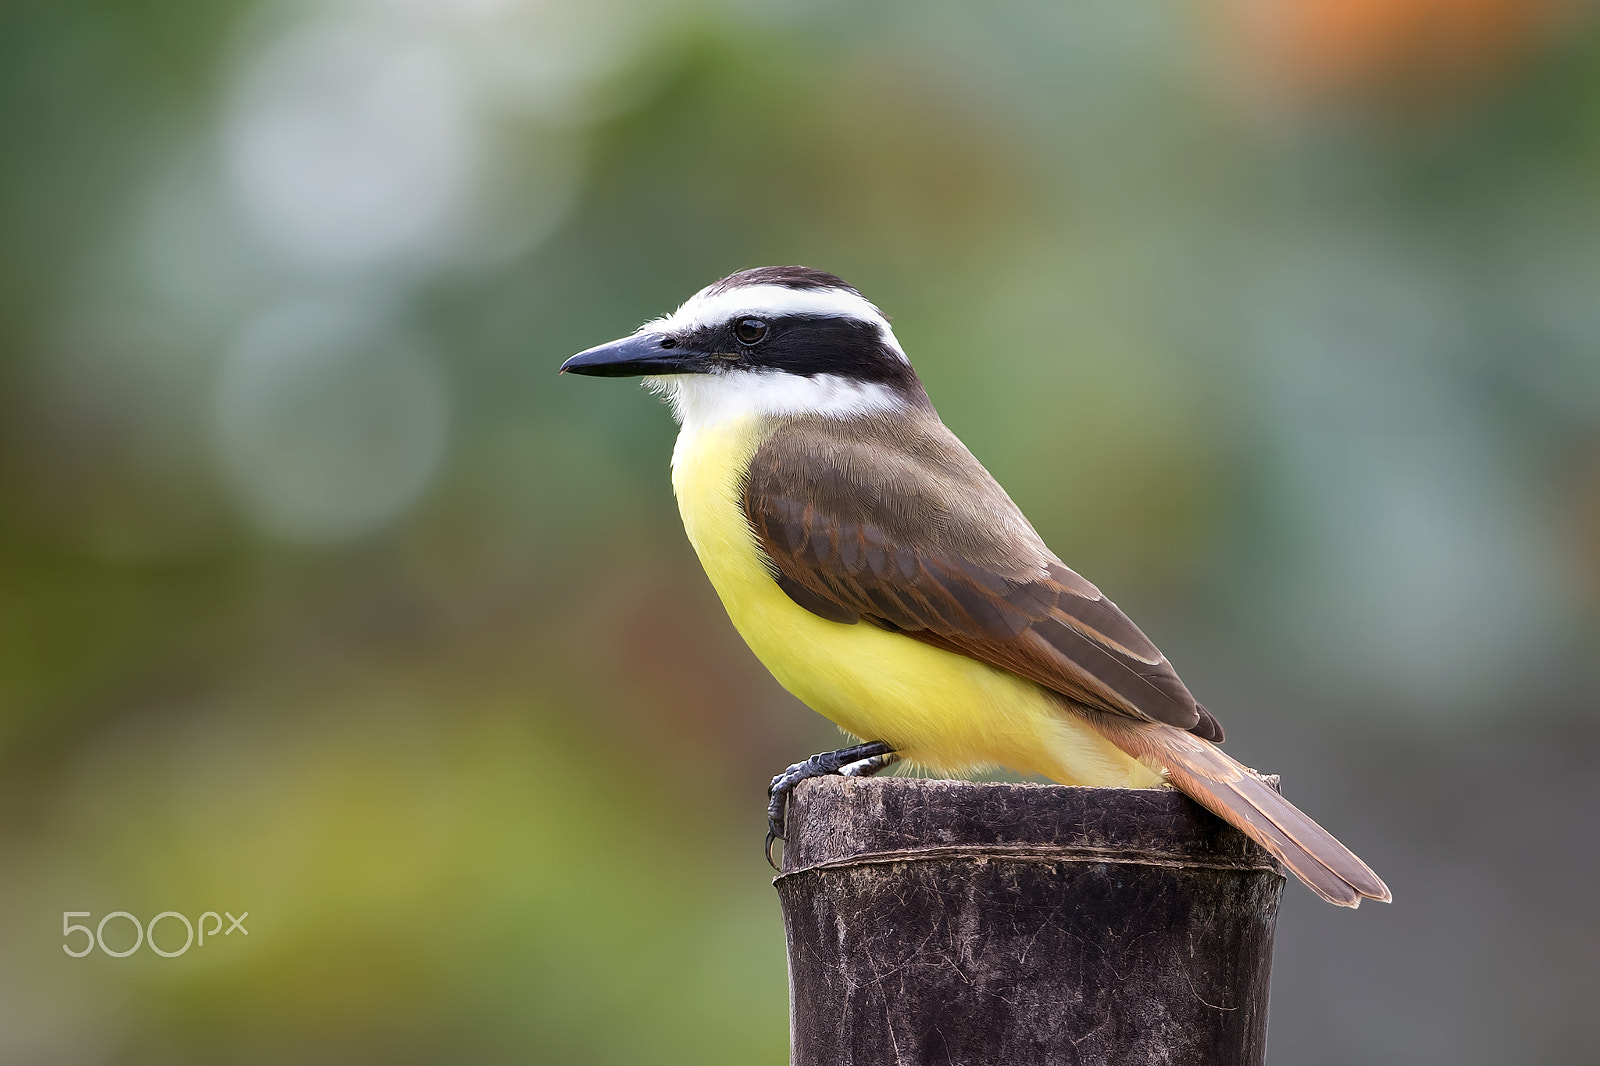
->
641, 283, 909, 362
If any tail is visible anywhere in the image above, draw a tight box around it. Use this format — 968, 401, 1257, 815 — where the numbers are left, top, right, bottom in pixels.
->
1099, 718, 1391, 908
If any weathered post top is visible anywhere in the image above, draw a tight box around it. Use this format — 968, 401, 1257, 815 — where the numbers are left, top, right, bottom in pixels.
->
775, 776, 1285, 1066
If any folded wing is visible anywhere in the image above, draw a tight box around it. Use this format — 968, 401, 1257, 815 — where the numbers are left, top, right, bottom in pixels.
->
741, 414, 1223, 741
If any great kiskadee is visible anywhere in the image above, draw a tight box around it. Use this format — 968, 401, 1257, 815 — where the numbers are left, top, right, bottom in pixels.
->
562, 266, 1390, 908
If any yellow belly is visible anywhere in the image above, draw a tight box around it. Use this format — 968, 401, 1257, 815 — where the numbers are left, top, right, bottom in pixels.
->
670, 415, 1162, 788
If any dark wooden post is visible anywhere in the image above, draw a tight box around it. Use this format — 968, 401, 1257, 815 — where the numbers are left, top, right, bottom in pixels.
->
774, 776, 1285, 1065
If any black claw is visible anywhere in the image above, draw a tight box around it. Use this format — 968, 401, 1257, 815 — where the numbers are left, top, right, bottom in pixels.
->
764, 741, 898, 870
764, 830, 782, 871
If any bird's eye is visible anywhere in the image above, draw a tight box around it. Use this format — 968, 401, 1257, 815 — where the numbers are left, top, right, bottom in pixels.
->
734, 318, 768, 345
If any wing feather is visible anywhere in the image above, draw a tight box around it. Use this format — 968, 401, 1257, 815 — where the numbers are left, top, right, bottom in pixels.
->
743, 415, 1218, 737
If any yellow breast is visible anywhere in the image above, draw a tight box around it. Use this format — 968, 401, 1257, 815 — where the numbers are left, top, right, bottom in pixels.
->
669, 414, 1162, 787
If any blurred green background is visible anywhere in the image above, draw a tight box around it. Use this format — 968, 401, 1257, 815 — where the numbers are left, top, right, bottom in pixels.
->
3, 0, 1598, 1062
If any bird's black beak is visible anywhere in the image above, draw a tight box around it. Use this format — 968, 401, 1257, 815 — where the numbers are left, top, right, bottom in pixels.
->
560, 333, 706, 378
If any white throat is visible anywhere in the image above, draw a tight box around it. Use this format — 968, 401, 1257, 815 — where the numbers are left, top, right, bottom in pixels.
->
646, 370, 907, 430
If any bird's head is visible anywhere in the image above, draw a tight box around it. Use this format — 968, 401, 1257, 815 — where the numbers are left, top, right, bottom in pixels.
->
560, 266, 930, 425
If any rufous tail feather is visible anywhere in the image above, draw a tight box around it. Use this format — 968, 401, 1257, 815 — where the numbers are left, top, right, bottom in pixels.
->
1094, 715, 1391, 908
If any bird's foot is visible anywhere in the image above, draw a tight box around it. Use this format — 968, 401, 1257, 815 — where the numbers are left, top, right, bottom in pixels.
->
765, 741, 899, 869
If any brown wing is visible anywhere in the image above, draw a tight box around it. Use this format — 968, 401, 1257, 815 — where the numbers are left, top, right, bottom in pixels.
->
742, 413, 1222, 740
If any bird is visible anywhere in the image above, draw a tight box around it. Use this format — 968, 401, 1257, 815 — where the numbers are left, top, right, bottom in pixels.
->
561, 265, 1390, 908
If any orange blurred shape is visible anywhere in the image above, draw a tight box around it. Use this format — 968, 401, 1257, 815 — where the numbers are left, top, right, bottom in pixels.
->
1226, 0, 1583, 99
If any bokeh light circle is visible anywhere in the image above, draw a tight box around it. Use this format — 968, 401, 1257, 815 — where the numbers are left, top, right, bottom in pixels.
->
214, 298, 449, 543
